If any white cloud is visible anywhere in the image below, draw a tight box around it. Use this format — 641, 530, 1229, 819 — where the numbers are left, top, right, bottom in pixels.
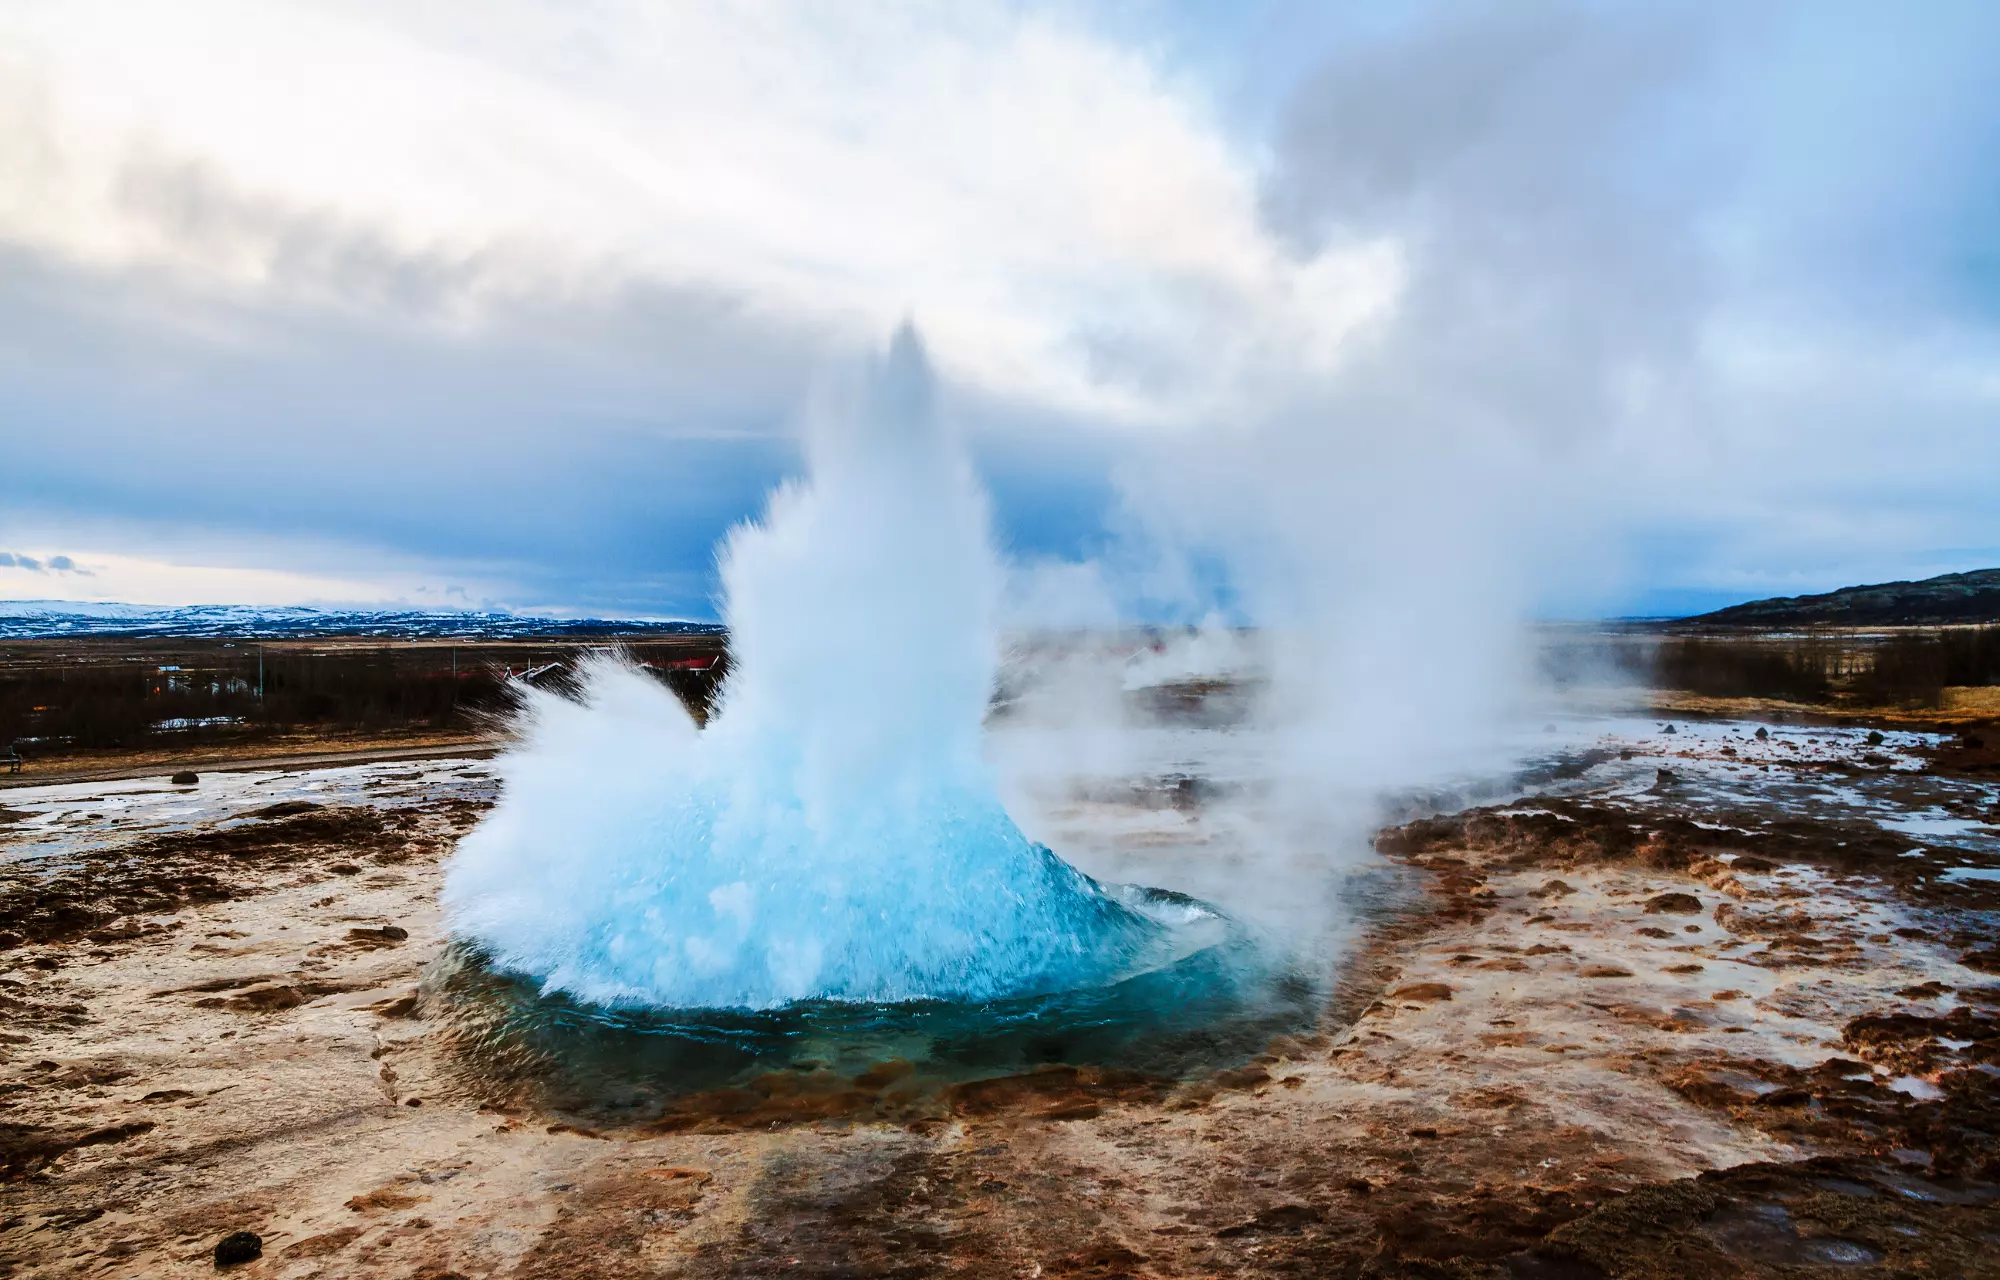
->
0, 0, 1398, 425
0, 548, 418, 607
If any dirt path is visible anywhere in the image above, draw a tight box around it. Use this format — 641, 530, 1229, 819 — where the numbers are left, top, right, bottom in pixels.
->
0, 737, 497, 791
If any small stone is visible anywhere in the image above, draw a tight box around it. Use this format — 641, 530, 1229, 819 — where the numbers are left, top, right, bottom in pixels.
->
329, 864, 361, 876
213, 1231, 262, 1267
1530, 879, 1576, 899
1866, 730, 1885, 746
1755, 727, 1769, 740
1655, 768, 1679, 787
1580, 965, 1633, 978
171, 771, 199, 786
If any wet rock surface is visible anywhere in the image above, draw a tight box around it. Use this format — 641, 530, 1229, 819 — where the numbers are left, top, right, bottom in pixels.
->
3, 722, 1999, 1277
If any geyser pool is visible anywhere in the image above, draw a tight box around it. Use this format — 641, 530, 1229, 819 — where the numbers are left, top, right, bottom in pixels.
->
442, 327, 1251, 1016
427, 896, 1319, 1121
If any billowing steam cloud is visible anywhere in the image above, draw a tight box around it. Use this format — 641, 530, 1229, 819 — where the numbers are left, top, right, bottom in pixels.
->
443, 328, 1203, 1010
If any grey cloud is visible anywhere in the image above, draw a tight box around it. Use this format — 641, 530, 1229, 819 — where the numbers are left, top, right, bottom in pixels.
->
0, 552, 93, 574
1230, 1, 2000, 615
0, 219, 833, 613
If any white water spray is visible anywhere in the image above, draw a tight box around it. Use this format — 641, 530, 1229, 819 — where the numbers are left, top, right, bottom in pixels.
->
443, 327, 1178, 1011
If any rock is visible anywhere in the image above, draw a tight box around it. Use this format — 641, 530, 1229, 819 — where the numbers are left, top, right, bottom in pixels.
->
1655, 768, 1679, 786
1215, 1204, 1323, 1237
1211, 1065, 1272, 1089
1644, 892, 1703, 914
854, 1058, 916, 1090
1389, 982, 1453, 1003
1530, 879, 1576, 899
346, 1187, 427, 1213
222, 984, 306, 1013
1959, 948, 2000, 974
170, 771, 199, 786
1731, 856, 1777, 873
1866, 730, 1886, 746
1580, 965, 1633, 978
1755, 727, 1769, 740
280, 1227, 363, 1260
346, 924, 409, 945
328, 863, 361, 875
1663, 724, 1677, 735
213, 1231, 262, 1267
373, 993, 420, 1018
250, 800, 322, 819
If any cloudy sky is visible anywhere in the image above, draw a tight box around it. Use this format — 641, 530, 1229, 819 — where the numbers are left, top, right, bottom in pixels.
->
0, 0, 1995, 619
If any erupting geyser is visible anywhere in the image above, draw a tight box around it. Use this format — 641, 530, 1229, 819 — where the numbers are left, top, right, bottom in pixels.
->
443, 327, 1184, 1011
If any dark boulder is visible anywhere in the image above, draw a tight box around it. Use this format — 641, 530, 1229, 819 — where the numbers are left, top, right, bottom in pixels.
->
170, 771, 199, 786
214, 1231, 262, 1267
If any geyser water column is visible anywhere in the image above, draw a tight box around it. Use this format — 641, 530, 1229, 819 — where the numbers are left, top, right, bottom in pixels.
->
443, 326, 1172, 1011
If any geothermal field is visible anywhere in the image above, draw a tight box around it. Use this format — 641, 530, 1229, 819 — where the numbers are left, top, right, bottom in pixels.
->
5, 338, 2000, 1279
5, 641, 2000, 1278
7, 8, 2000, 1278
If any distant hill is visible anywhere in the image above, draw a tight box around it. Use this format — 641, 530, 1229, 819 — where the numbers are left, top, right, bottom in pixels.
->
1684, 569, 2000, 627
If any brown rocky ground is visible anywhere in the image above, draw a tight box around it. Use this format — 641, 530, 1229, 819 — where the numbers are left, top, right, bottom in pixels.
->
3, 734, 1998, 1278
